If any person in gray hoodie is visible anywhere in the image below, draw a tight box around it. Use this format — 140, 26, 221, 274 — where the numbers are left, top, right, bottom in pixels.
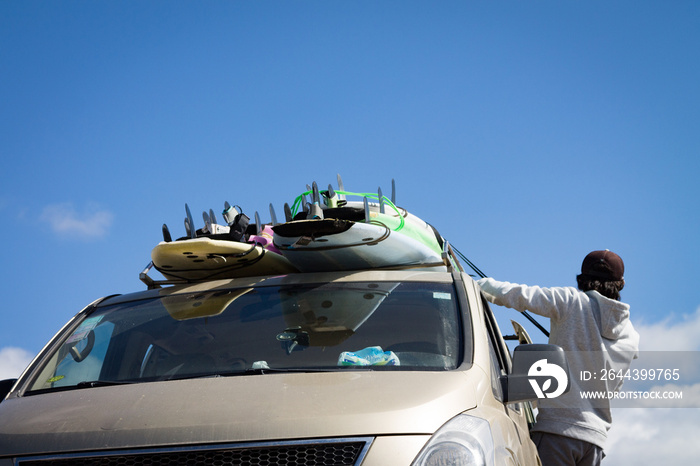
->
477, 250, 639, 466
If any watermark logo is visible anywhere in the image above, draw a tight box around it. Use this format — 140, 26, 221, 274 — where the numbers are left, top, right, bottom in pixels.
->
528, 358, 569, 399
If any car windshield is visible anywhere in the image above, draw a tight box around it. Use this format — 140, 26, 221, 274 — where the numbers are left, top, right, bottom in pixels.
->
28, 281, 462, 392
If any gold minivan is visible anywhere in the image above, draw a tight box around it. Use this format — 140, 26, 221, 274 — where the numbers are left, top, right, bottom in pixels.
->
0, 264, 566, 465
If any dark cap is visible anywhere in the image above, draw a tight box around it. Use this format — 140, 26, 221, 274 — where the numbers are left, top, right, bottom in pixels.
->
581, 250, 624, 281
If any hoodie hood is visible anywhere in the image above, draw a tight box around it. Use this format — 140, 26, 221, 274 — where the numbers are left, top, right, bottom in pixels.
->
585, 290, 631, 340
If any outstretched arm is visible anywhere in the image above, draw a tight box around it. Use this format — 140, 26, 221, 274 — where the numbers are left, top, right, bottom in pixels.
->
477, 277, 581, 321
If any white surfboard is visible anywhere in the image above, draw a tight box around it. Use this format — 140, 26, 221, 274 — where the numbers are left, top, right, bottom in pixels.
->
272, 219, 446, 272
151, 237, 298, 281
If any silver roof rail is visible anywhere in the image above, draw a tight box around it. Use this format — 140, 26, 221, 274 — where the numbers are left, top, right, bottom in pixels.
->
139, 262, 188, 290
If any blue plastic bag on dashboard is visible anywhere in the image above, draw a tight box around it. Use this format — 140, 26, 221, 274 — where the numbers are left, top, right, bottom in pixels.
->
338, 346, 400, 366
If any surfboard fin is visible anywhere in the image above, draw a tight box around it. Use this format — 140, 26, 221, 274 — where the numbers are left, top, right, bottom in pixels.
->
308, 182, 324, 219
162, 224, 172, 242
378, 187, 385, 214
254, 211, 262, 236
363, 197, 371, 223
202, 210, 231, 236
202, 211, 211, 234
324, 184, 338, 208
284, 203, 293, 222
301, 194, 309, 216
391, 179, 396, 205
337, 174, 346, 201
270, 204, 279, 226
185, 203, 196, 238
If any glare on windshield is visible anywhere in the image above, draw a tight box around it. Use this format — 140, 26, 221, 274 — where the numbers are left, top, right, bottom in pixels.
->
29, 281, 462, 391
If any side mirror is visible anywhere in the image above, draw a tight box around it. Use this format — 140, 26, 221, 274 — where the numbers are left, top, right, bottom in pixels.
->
0, 379, 17, 403
501, 344, 570, 403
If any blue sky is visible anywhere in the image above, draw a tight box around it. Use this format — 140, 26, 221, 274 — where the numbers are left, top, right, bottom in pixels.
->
1, 2, 699, 463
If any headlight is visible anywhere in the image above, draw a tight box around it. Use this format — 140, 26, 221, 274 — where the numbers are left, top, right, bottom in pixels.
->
411, 414, 495, 466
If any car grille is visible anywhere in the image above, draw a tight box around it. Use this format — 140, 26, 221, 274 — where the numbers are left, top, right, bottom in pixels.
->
16, 438, 372, 466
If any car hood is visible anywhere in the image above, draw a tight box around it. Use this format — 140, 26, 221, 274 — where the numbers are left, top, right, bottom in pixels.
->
0, 370, 478, 457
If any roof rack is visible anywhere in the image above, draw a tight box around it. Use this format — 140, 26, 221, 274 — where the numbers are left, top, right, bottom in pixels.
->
443, 242, 465, 273
140, 241, 464, 291
139, 262, 189, 290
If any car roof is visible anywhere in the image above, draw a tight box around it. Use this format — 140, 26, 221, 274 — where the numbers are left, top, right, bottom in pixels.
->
100, 269, 460, 307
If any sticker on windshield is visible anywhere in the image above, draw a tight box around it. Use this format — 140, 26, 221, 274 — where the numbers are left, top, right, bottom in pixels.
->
66, 316, 104, 343
433, 292, 451, 300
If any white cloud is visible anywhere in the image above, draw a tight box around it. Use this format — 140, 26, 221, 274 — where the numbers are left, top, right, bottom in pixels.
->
604, 306, 700, 464
40, 202, 114, 239
634, 306, 700, 351
646, 383, 700, 408
606, 408, 700, 465
0, 347, 34, 379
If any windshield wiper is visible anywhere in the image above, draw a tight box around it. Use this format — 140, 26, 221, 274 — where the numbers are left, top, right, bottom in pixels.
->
75, 380, 137, 388
243, 367, 338, 375
26, 379, 138, 396
174, 367, 341, 380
